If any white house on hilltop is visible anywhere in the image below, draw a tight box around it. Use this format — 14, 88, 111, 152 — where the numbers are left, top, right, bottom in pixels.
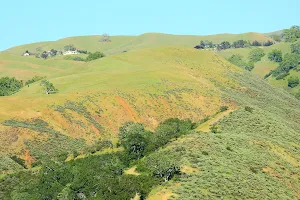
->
63, 50, 79, 55
22, 53, 30, 56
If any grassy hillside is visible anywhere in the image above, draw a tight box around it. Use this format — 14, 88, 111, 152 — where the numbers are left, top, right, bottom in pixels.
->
4, 32, 273, 56
218, 42, 300, 95
0, 47, 242, 158
1, 32, 300, 199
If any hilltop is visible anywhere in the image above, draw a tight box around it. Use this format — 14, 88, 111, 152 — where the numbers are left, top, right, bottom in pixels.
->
3, 32, 273, 56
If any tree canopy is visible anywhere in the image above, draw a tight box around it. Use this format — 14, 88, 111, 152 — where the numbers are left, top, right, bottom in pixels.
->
0, 77, 23, 96
248, 48, 265, 63
268, 49, 283, 62
40, 80, 58, 94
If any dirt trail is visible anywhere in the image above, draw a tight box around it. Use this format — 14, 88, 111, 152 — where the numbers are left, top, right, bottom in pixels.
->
197, 109, 234, 132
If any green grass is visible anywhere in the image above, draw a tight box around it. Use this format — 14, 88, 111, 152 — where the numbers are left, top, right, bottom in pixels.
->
4, 32, 273, 56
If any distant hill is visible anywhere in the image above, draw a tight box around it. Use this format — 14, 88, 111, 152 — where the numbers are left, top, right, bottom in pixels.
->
3, 32, 273, 56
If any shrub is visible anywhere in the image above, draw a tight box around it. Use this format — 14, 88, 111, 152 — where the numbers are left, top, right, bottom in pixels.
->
248, 48, 265, 63
263, 40, 274, 46
251, 40, 262, 46
85, 51, 105, 62
25, 76, 45, 85
275, 72, 289, 80
40, 80, 58, 94
10, 156, 26, 169
245, 62, 255, 71
64, 55, 85, 61
0, 77, 23, 96
268, 49, 283, 62
210, 125, 219, 133
220, 106, 229, 112
288, 76, 299, 88
291, 41, 300, 54
245, 106, 254, 113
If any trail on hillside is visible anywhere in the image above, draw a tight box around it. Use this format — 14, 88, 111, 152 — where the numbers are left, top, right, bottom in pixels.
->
197, 109, 234, 132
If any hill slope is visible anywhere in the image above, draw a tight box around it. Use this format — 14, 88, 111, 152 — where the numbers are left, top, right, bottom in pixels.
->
1, 34, 300, 200
4, 32, 273, 56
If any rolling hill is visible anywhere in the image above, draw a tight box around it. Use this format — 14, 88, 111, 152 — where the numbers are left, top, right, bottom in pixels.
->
4, 32, 273, 56
1, 31, 300, 199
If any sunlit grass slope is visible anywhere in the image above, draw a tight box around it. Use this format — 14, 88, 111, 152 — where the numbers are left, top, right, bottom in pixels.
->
0, 47, 241, 157
218, 42, 300, 94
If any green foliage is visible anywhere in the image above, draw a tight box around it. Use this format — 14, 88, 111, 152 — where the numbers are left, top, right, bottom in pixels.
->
264, 71, 272, 79
137, 151, 181, 182
85, 51, 105, 62
228, 54, 255, 71
272, 53, 300, 76
64, 44, 76, 51
119, 122, 151, 160
10, 156, 26, 169
0, 77, 23, 96
25, 76, 45, 85
291, 41, 300, 54
270, 34, 281, 42
245, 106, 254, 113
281, 25, 300, 42
219, 106, 228, 112
295, 91, 300, 99
268, 49, 283, 62
288, 76, 299, 88
40, 79, 58, 94
53, 100, 103, 132
244, 62, 255, 71
232, 40, 247, 48
248, 48, 265, 63
227, 54, 244, 67
1, 131, 180, 200
64, 55, 85, 61
275, 72, 289, 80
209, 125, 219, 133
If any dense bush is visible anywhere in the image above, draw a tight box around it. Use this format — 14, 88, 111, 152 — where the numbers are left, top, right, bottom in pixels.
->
228, 54, 254, 71
275, 72, 289, 80
252, 40, 262, 46
272, 53, 300, 76
85, 51, 105, 62
281, 25, 300, 42
291, 41, 300, 54
25, 76, 45, 85
263, 40, 274, 46
40, 80, 58, 94
268, 49, 283, 62
232, 40, 247, 48
0, 77, 23, 96
64, 55, 85, 61
219, 106, 229, 112
288, 76, 299, 88
248, 48, 265, 63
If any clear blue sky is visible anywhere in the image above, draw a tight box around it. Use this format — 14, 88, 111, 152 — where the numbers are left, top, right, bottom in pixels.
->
1, 0, 299, 50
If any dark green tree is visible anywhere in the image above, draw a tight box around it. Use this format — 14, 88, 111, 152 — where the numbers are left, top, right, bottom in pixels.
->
0, 77, 23, 96
268, 49, 283, 62
291, 41, 300, 54
288, 76, 299, 88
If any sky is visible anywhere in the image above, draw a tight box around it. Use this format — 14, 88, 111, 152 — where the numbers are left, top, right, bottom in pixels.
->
0, 0, 299, 50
